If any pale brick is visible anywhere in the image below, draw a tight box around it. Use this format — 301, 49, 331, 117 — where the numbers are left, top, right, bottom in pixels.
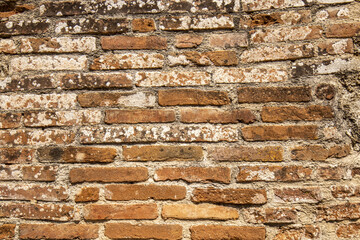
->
22, 166, 57, 181
274, 187, 322, 203
0, 184, 68, 201
175, 34, 203, 48
318, 39, 354, 55
243, 208, 297, 224
160, 15, 234, 30
0, 165, 21, 180
135, 72, 210, 87
191, 225, 265, 240
0, 40, 16, 54
274, 226, 320, 240
242, 0, 305, 11
209, 33, 248, 48
55, 18, 128, 34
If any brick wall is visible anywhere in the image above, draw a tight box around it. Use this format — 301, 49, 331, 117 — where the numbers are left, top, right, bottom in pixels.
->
1, 0, 360, 239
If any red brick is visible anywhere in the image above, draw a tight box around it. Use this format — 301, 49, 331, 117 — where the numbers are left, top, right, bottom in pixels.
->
192, 188, 267, 205
132, 18, 156, 32
0, 185, 68, 201
326, 22, 360, 37
238, 86, 311, 103
75, 187, 99, 202
105, 184, 186, 201
0, 224, 15, 239
101, 36, 167, 50
154, 167, 231, 183
242, 125, 318, 141
237, 166, 312, 182
105, 223, 182, 240
19, 224, 99, 239
209, 33, 248, 48
317, 203, 360, 221
69, 167, 148, 183
84, 204, 158, 220
180, 108, 256, 124
291, 145, 351, 161
274, 187, 322, 203
208, 146, 283, 162
0, 20, 50, 37
337, 223, 360, 238
0, 165, 21, 180
0, 148, 35, 164
40, 1, 89, 16
0, 112, 21, 128
123, 145, 203, 162
191, 225, 265, 240
159, 89, 230, 106
22, 166, 57, 181
243, 207, 297, 224
175, 34, 203, 48
317, 167, 346, 180
105, 109, 176, 124
261, 105, 333, 122
55, 18, 128, 34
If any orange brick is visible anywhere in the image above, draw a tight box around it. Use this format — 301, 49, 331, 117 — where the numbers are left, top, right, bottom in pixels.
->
75, 187, 99, 202
191, 225, 265, 240
0, 184, 67, 201
101, 36, 167, 50
132, 18, 156, 32
22, 166, 57, 181
105, 109, 176, 124
84, 204, 158, 220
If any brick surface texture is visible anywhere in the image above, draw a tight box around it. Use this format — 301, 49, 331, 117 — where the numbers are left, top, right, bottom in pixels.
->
0, 0, 359, 239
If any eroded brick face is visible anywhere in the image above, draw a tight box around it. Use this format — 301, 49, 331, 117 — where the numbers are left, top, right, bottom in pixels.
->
0, 0, 357, 239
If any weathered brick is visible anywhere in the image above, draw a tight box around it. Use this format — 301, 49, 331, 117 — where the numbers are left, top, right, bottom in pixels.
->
162, 204, 239, 220
214, 67, 288, 83
40, 1, 90, 16
250, 26, 322, 43
316, 84, 336, 100
167, 0, 240, 13
154, 167, 231, 183
105, 184, 186, 201
242, 0, 306, 11
10, 56, 87, 72
317, 167, 346, 180
209, 33, 248, 48
192, 188, 267, 205
274, 187, 322, 203
0, 224, 15, 239
101, 36, 167, 50
326, 22, 360, 37
175, 34, 203, 48
19, 224, 99, 239
0, 75, 56, 93
95, 0, 165, 14
169, 51, 238, 66
337, 223, 360, 238
0, 185, 68, 201
238, 86, 311, 103
160, 15, 234, 30
0, 165, 21, 180
0, 148, 35, 164
38, 146, 117, 163
69, 167, 148, 183
105, 223, 182, 240
22, 166, 57, 181
274, 225, 320, 240
90, 53, 164, 70
331, 185, 360, 198
244, 208, 297, 224
23, 110, 102, 127
135, 71, 210, 87
105, 109, 176, 124
180, 108, 256, 124
159, 89, 230, 106
0, 203, 74, 221
237, 166, 312, 182
0, 2, 34, 18
59, 73, 133, 90
242, 125, 318, 141
208, 146, 283, 162
0, 20, 50, 37
55, 18, 128, 34
318, 39, 354, 55
20, 37, 96, 53
75, 187, 99, 202
317, 203, 360, 221
291, 145, 351, 161
123, 145, 203, 162
79, 126, 238, 143
241, 44, 314, 63
191, 225, 265, 240
0, 113, 21, 128
84, 204, 158, 220
0, 39, 16, 54
132, 18, 156, 32
316, 5, 350, 21
261, 105, 333, 122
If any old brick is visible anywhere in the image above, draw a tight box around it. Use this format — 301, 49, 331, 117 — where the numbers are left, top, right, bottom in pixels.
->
23, 110, 102, 127
237, 166, 312, 182
261, 105, 334, 122
90, 53, 164, 70
167, 0, 240, 13
291, 145, 351, 161
318, 39, 354, 55
22, 166, 57, 181
75, 187, 99, 202
160, 15, 234, 30
208, 146, 283, 162
55, 18, 128, 34
241, 44, 314, 63
242, 125, 318, 141
123, 145, 203, 162
38, 146, 117, 163
316, 84, 336, 100
175, 34, 203, 48
331, 185, 360, 198
317, 167, 346, 180
0, 203, 74, 221
154, 167, 231, 183
0, 113, 21, 128
19, 224, 99, 239
316, 6, 350, 21
95, 0, 165, 14
84, 204, 158, 220
0, 40, 16, 54
174, 51, 238, 66
0, 20, 50, 37
326, 22, 360, 37
242, 0, 305, 11
79, 126, 238, 143
20, 37, 96, 53
135, 71, 210, 87
0, 75, 56, 92
159, 89, 230, 106
214, 67, 288, 83
191, 225, 265, 240
209, 33, 248, 48
317, 203, 360, 221
69, 167, 148, 183
40, 1, 90, 16
0, 184, 68, 201
162, 204, 239, 220
0, 165, 21, 180
274, 225, 320, 240
337, 223, 360, 238
244, 208, 297, 224
59, 73, 133, 89
192, 188, 267, 205
0, 224, 15, 239
105, 109, 176, 124
0, 148, 35, 164
105, 223, 182, 240
238, 86, 311, 103
274, 187, 322, 203
0, 2, 34, 18
180, 108, 256, 124
132, 18, 156, 32
101, 36, 167, 50
105, 184, 186, 201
